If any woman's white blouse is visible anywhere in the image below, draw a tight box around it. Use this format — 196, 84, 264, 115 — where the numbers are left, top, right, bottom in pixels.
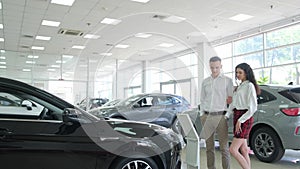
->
225, 80, 257, 123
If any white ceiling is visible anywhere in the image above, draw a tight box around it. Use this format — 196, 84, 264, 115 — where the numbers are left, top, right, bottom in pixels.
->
1, 0, 300, 81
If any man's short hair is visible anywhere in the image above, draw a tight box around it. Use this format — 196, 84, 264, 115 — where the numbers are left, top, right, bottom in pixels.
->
209, 56, 221, 62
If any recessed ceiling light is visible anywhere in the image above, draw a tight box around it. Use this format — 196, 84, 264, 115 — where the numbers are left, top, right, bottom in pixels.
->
0, 2, 2, 9
115, 44, 129, 49
162, 15, 186, 23
79, 65, 87, 68
31, 46, 45, 50
83, 34, 100, 39
158, 43, 174, 47
0, 66, 6, 69
41, 20, 61, 27
100, 53, 112, 56
0, 24, 3, 29
26, 61, 36, 64
0, 38, 4, 42
22, 69, 31, 72
130, 0, 150, 3
62, 55, 73, 58
72, 45, 85, 49
28, 55, 39, 59
0, 61, 6, 64
0, 56, 5, 59
101, 18, 121, 25
229, 14, 253, 21
36, 35, 51, 41
0, 50, 5, 53
51, 0, 75, 6
135, 33, 152, 38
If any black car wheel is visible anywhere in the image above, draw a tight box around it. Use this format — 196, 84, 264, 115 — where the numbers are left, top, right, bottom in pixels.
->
111, 157, 158, 169
250, 127, 285, 163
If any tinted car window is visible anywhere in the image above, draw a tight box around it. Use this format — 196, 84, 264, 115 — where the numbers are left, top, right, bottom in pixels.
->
257, 89, 277, 104
279, 87, 300, 103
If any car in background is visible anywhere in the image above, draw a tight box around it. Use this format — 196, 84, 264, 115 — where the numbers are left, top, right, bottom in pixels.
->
102, 99, 121, 107
89, 93, 191, 133
0, 77, 182, 169
184, 85, 300, 163
78, 97, 109, 110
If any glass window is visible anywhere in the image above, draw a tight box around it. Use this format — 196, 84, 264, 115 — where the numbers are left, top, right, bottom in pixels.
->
233, 35, 263, 55
214, 43, 232, 59
266, 44, 300, 66
233, 52, 264, 69
222, 58, 232, 73
257, 89, 277, 104
266, 24, 300, 49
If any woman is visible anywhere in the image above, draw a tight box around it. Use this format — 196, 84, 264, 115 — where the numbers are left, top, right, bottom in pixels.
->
225, 63, 260, 169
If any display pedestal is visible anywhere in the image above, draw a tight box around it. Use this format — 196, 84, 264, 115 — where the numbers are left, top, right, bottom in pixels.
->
177, 114, 200, 169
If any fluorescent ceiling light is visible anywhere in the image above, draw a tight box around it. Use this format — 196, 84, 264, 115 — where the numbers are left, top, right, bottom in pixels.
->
229, 14, 253, 21
0, 38, 4, 42
101, 18, 121, 25
83, 34, 100, 39
51, 0, 75, 6
0, 24, 3, 29
36, 35, 51, 41
158, 43, 174, 47
62, 55, 73, 58
163, 15, 186, 23
56, 60, 66, 64
135, 33, 152, 38
115, 44, 129, 49
0, 56, 5, 59
0, 61, 6, 64
130, 0, 150, 3
72, 45, 85, 49
31, 46, 45, 50
28, 55, 39, 59
51, 65, 60, 68
41, 20, 61, 27
0, 66, 6, 69
0, 50, 5, 53
47, 69, 56, 71
100, 53, 112, 56
22, 69, 31, 72
26, 61, 36, 64
0, 2, 2, 9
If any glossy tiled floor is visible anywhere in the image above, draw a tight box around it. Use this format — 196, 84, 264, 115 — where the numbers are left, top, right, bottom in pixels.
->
181, 140, 300, 169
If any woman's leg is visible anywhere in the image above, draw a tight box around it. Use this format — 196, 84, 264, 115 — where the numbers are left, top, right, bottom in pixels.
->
240, 139, 251, 168
229, 138, 250, 169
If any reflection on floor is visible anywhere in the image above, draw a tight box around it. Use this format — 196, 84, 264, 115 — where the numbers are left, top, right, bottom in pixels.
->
181, 140, 300, 169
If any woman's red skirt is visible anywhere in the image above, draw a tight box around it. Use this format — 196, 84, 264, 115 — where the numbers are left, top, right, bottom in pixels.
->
233, 109, 253, 139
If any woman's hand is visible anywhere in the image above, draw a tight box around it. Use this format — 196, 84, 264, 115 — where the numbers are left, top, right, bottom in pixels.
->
235, 121, 242, 134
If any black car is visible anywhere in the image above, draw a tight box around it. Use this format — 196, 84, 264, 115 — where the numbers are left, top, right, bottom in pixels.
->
89, 93, 191, 133
0, 77, 181, 169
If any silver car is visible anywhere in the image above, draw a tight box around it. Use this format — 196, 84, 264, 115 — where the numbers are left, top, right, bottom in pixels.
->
184, 85, 300, 163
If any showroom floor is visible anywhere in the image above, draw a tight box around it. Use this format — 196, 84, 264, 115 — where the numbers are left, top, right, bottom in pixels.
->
180, 140, 300, 169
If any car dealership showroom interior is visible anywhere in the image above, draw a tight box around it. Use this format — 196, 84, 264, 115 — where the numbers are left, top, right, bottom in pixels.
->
0, 0, 300, 168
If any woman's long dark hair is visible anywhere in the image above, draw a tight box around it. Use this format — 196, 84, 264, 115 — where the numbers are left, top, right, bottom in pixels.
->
235, 63, 261, 95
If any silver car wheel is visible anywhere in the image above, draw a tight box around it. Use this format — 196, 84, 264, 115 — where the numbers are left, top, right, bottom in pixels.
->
254, 132, 275, 158
121, 160, 152, 169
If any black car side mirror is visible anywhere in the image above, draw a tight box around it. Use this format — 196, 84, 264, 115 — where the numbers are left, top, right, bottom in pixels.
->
62, 108, 79, 125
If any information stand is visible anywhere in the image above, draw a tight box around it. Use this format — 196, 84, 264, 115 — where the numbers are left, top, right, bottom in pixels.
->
177, 114, 200, 169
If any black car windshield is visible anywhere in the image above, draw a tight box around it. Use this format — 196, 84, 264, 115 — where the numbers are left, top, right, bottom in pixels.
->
118, 95, 142, 107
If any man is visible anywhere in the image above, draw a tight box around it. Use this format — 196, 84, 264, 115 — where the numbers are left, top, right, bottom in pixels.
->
200, 56, 233, 169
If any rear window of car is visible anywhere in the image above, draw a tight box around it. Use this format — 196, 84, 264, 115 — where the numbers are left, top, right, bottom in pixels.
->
278, 87, 300, 103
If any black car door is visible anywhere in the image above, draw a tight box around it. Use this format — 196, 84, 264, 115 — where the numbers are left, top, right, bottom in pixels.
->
0, 89, 98, 169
